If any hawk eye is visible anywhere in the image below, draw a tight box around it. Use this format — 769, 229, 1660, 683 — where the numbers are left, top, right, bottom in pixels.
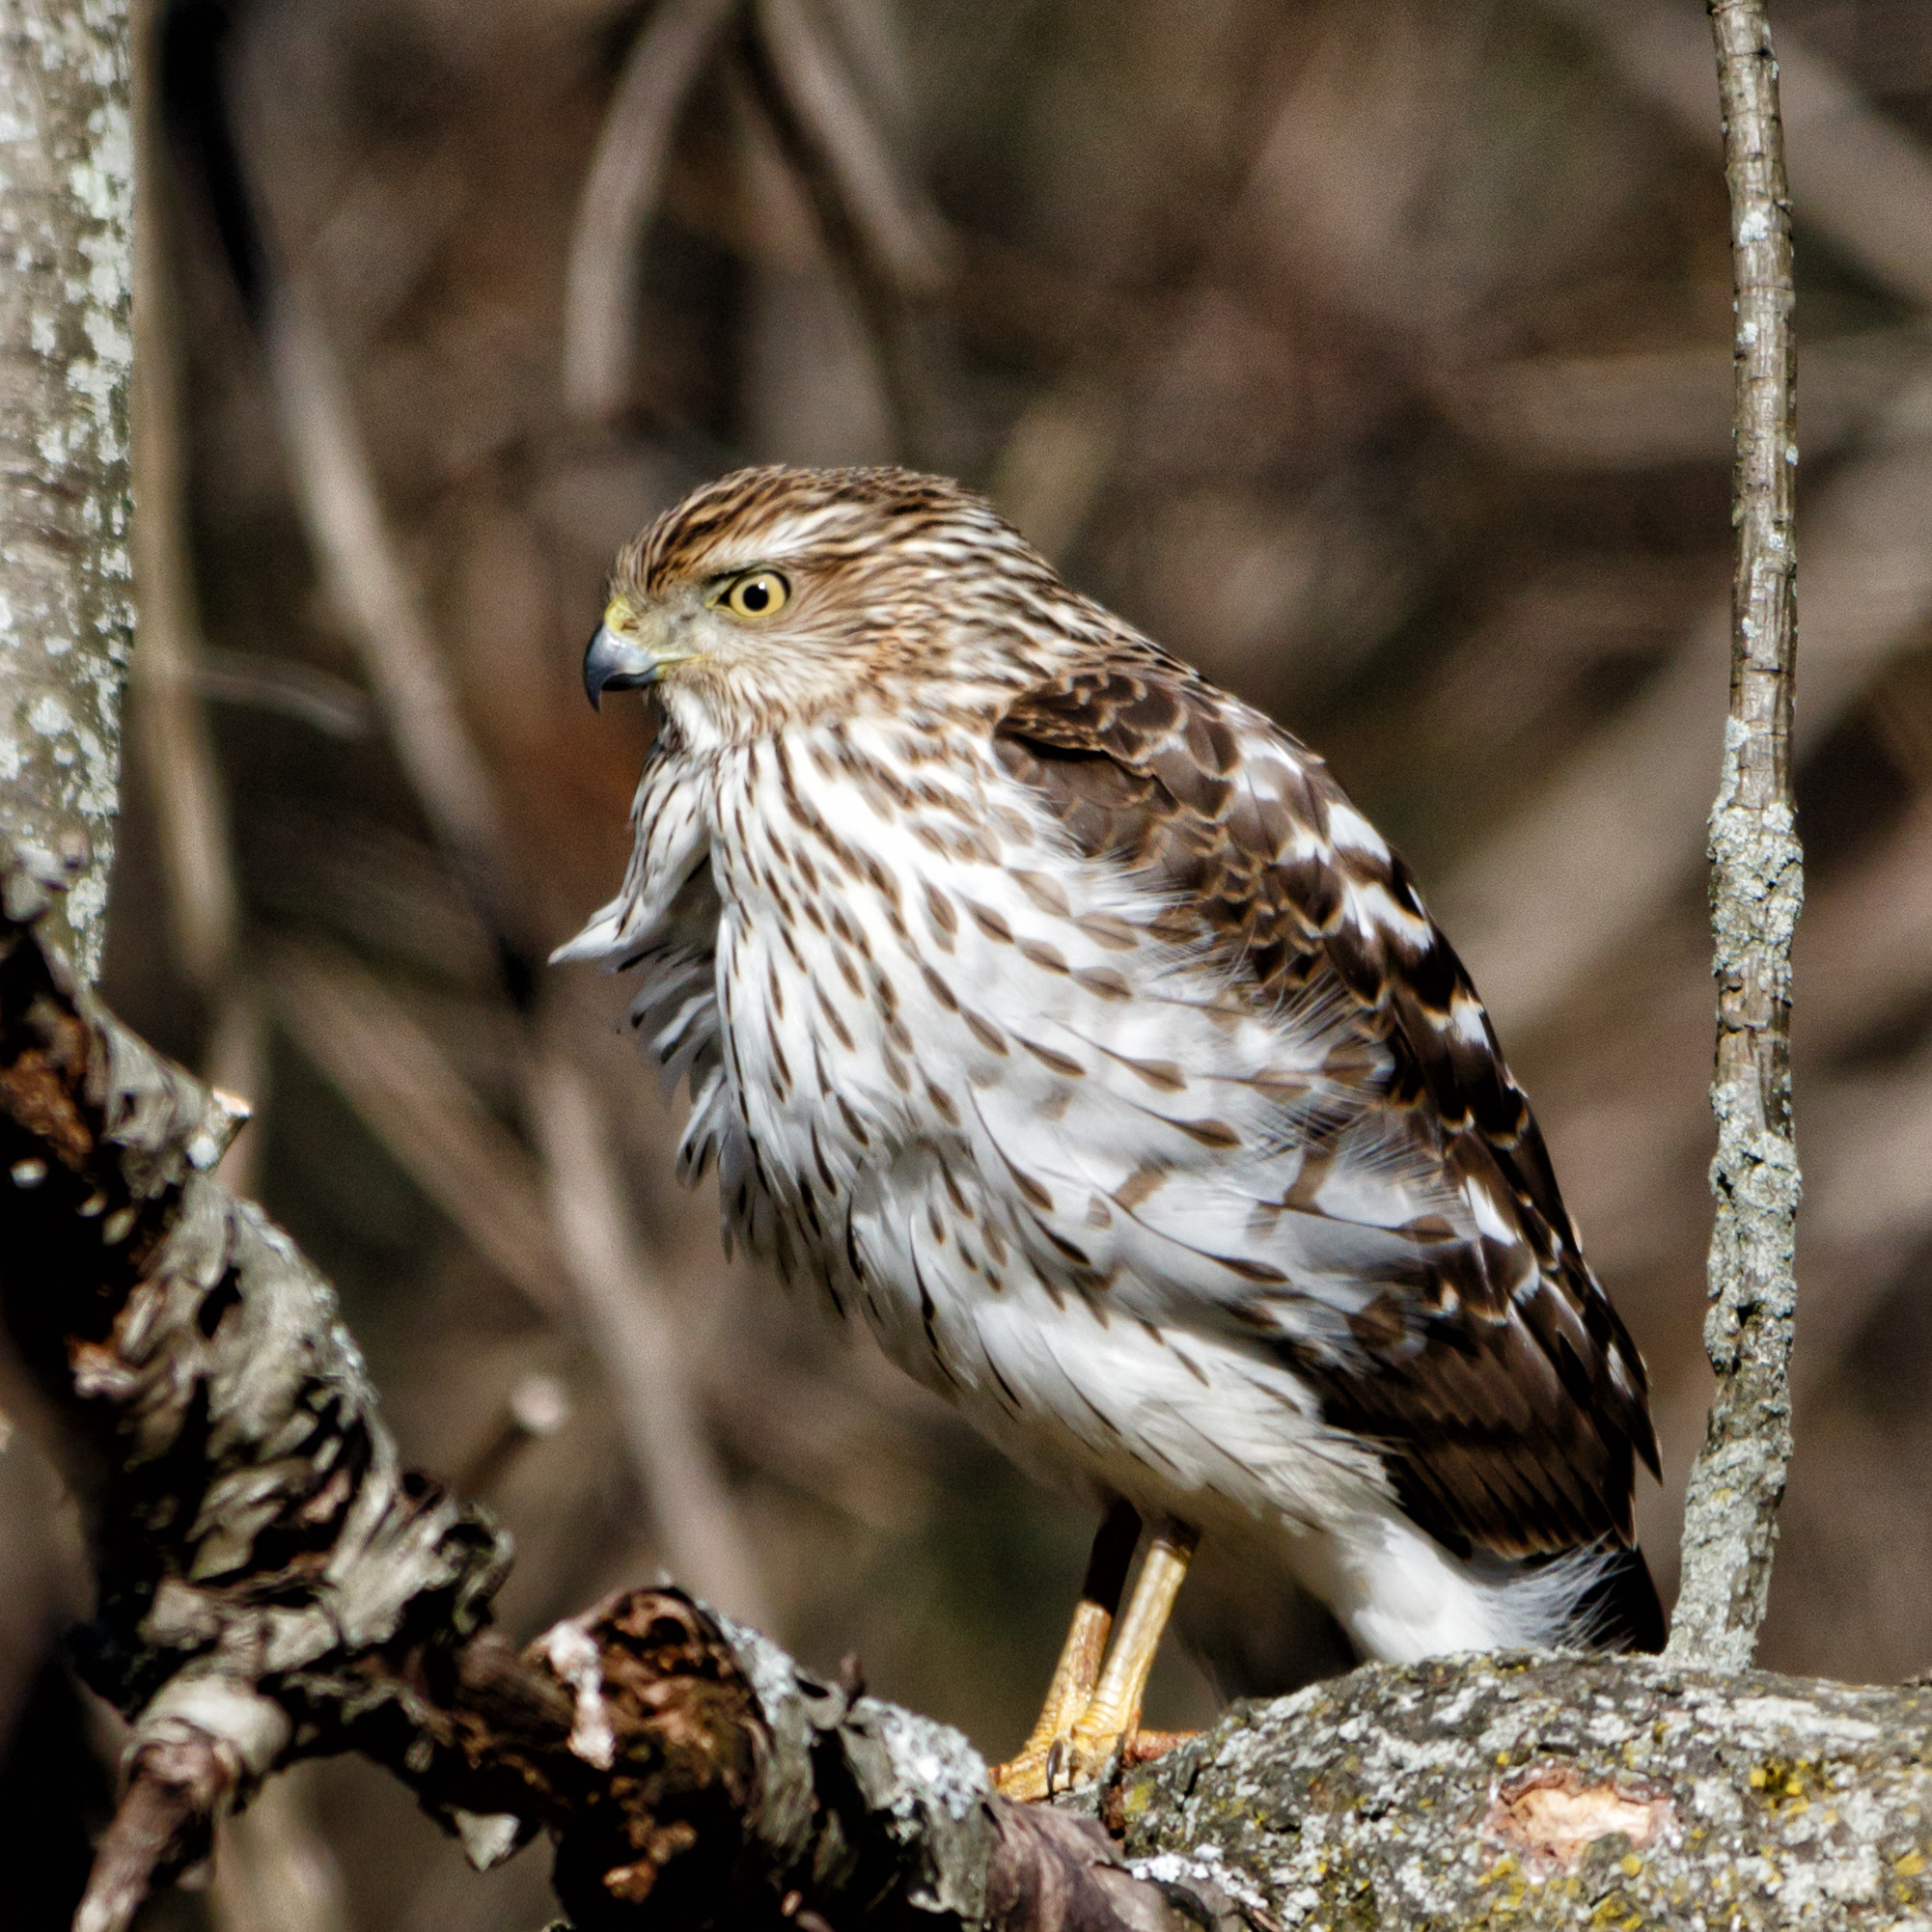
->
716, 569, 790, 620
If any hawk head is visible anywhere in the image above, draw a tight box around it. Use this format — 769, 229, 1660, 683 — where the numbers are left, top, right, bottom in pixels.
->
584, 463, 1081, 742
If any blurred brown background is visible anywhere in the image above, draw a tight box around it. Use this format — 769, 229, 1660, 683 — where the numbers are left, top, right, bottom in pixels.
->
5, 0, 1931, 1924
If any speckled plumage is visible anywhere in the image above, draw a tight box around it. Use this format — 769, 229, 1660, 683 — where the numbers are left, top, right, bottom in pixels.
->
563, 464, 1663, 1666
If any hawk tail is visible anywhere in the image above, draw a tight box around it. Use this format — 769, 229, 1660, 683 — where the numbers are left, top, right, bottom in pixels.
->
1566, 1543, 1667, 1654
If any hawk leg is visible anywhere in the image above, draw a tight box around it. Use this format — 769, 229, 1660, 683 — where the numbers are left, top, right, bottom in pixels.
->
991, 1498, 1141, 1801
1059, 1516, 1201, 1788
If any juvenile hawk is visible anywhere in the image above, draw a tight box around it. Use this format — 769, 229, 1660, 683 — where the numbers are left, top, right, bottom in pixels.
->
562, 464, 1662, 1796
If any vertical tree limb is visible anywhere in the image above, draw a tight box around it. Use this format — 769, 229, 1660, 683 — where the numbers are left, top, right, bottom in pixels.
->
1665, 0, 1802, 1673
0, 0, 136, 982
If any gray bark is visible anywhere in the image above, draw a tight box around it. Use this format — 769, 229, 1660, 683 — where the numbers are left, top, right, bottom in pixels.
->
0, 0, 133, 982
1667, 0, 1804, 1674
0, 866, 1207, 1932
1125, 1655, 1932, 1928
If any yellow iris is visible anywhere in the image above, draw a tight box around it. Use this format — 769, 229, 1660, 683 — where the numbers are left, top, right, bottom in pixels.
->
714, 568, 790, 620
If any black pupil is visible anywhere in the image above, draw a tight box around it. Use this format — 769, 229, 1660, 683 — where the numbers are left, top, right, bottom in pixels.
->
741, 580, 769, 611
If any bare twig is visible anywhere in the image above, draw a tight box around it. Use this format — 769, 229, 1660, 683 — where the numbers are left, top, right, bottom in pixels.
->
1665, 0, 1801, 1674
265, 294, 525, 966
1445, 378, 1932, 1035
132, 6, 267, 1196
266, 939, 772, 1622
0, 872, 1216, 1930
749, 0, 946, 303
1456, 331, 1917, 474
77, 1728, 245, 1932
191, 650, 372, 740
739, 0, 949, 457
209, 1774, 351, 1932
14, 845, 1932, 1929
1445, 7, 1932, 1034
986, 380, 1128, 565
265, 939, 565, 1318
132, 85, 237, 1000
259, 229, 778, 1635
530, 1043, 773, 1628
562, 0, 740, 424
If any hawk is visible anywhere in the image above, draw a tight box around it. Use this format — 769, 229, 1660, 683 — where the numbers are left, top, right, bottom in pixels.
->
561, 464, 1663, 1797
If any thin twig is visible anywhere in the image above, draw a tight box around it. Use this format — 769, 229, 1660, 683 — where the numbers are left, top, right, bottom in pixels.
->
562, 0, 740, 423
76, 1740, 234, 1932
265, 293, 525, 972
191, 649, 372, 740
1443, 7, 1932, 1033
132, 96, 237, 999
1444, 374, 1932, 1035
749, 0, 946, 302
208, 1772, 352, 1932
739, 0, 949, 457
264, 940, 565, 1319
1542, 0, 1932, 312
1665, 0, 1802, 1673
259, 228, 774, 1634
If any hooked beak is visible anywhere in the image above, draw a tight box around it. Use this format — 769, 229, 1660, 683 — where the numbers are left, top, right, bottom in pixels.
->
583, 623, 664, 710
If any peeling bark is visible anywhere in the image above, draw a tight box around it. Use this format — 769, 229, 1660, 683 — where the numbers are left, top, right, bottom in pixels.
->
0, 8, 1917, 1928
0, 861, 1214, 1932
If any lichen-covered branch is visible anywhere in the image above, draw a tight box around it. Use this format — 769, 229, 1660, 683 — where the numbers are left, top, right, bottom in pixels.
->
1124, 1653, 1932, 1927
1667, 0, 1804, 1672
0, 0, 135, 981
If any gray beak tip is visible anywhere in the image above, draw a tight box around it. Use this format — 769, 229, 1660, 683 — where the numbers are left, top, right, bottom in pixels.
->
582, 622, 658, 711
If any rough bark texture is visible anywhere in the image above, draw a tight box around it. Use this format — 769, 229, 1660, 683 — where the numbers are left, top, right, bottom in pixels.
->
0, 0, 133, 982
1123, 1655, 1932, 1928
0, 6, 1907, 1926
1667, 0, 1804, 1675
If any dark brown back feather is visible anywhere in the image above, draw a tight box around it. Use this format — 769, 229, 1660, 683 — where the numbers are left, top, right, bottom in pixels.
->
995, 651, 1661, 1589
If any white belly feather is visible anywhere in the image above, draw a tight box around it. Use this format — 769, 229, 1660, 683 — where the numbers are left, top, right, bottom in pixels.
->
566, 716, 1600, 1660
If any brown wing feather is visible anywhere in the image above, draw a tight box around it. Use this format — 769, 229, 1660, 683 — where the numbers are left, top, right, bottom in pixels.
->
994, 651, 1661, 1570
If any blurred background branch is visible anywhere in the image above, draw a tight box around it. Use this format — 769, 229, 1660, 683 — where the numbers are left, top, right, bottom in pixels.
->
563, 0, 739, 426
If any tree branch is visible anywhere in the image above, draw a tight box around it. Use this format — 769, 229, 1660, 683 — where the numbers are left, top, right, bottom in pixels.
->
0, 0, 136, 981
561, 0, 740, 425
1666, 0, 1803, 1673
